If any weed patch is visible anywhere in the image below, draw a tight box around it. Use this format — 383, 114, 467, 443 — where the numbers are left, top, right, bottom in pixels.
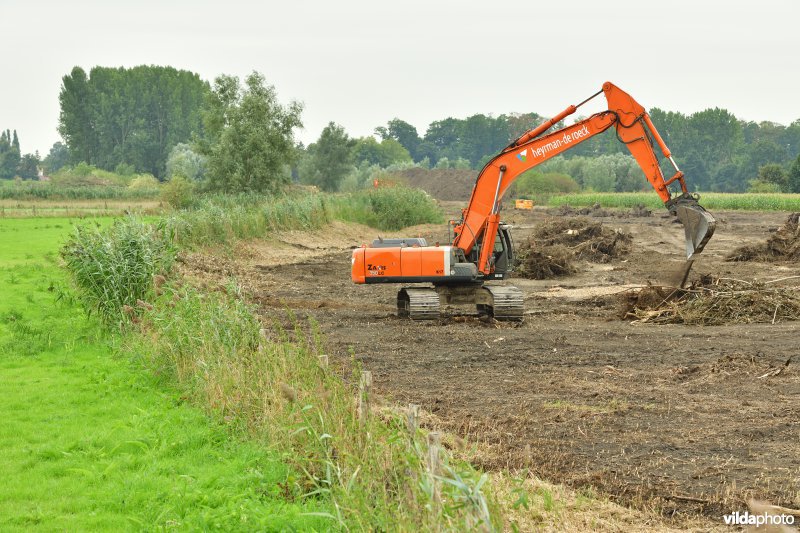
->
61, 217, 176, 326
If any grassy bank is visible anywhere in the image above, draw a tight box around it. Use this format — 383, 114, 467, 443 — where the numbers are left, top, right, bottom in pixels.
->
0, 218, 326, 530
546, 192, 800, 211
60, 215, 498, 530
165, 187, 443, 248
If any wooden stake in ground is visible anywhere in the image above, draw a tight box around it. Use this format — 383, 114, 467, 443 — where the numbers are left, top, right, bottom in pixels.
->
357, 371, 372, 424
427, 431, 442, 510
406, 403, 419, 437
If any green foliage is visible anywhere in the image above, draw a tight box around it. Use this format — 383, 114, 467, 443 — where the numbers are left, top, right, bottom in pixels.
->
352, 136, 412, 167
516, 172, 579, 197
790, 154, 800, 193
201, 72, 302, 193
0, 218, 327, 530
160, 175, 195, 209
0, 180, 159, 201
43, 142, 70, 173
113, 162, 135, 176
583, 158, 616, 192
60, 217, 176, 326
127, 174, 160, 190
299, 122, 355, 191
757, 163, 788, 191
130, 282, 498, 531
747, 180, 782, 193
50, 163, 138, 187
165, 142, 206, 181
434, 156, 472, 169
16, 153, 40, 180
376, 118, 423, 161
379, 104, 799, 191
0, 127, 38, 181
548, 192, 800, 211
164, 192, 332, 248
58, 65, 208, 178
331, 187, 443, 230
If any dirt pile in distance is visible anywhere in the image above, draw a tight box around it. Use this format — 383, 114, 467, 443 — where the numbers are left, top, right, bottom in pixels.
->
388, 168, 476, 201
619, 275, 800, 325
726, 212, 800, 262
557, 203, 611, 217
555, 203, 652, 218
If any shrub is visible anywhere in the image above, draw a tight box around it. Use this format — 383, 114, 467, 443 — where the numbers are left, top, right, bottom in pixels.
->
164, 193, 332, 248
114, 162, 136, 176
128, 174, 160, 190
331, 187, 443, 230
161, 175, 196, 209
61, 217, 176, 327
747, 179, 783, 193
516, 172, 579, 197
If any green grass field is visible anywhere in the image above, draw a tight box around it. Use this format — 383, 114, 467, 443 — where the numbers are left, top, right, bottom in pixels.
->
545, 192, 800, 211
0, 218, 326, 530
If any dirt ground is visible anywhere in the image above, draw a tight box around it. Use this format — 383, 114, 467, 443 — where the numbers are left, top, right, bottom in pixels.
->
179, 207, 800, 526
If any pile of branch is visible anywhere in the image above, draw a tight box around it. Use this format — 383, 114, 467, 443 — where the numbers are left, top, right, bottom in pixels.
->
619, 276, 800, 325
726, 213, 800, 262
515, 243, 576, 279
532, 218, 632, 263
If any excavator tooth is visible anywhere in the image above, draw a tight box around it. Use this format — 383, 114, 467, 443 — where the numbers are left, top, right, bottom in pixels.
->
674, 202, 716, 259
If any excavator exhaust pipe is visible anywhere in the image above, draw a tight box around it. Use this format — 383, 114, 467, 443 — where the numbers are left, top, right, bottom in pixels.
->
672, 197, 716, 259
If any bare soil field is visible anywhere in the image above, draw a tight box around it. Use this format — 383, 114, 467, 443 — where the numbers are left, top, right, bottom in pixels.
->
179, 207, 800, 525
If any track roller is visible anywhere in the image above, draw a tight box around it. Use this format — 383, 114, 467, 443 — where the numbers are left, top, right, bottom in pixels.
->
481, 285, 524, 321
397, 288, 440, 320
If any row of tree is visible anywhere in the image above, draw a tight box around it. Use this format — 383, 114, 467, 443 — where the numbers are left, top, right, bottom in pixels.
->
37, 64, 800, 195
0, 129, 39, 180
57, 65, 208, 178
372, 109, 800, 192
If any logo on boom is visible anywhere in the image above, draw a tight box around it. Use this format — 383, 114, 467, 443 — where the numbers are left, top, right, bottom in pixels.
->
516, 149, 528, 162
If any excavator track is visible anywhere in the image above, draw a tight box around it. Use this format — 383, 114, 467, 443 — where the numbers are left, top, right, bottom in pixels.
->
482, 285, 524, 321
397, 288, 440, 320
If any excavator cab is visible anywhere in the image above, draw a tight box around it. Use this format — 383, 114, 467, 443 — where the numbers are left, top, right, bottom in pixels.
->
465, 224, 515, 280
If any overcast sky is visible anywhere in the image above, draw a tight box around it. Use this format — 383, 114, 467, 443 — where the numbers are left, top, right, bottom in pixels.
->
1, 0, 798, 157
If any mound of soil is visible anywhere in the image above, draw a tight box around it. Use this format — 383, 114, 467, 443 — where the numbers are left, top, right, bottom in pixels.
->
388, 168, 477, 202
556, 203, 652, 218
619, 275, 800, 325
515, 243, 576, 279
556, 203, 611, 217
532, 218, 632, 263
726, 212, 800, 262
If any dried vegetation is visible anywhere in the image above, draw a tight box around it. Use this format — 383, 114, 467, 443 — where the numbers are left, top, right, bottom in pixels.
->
619, 275, 800, 325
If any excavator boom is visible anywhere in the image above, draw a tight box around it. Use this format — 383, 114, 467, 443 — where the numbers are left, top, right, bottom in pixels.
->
454, 82, 715, 270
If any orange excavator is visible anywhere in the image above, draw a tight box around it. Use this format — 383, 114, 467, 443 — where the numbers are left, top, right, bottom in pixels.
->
351, 82, 716, 320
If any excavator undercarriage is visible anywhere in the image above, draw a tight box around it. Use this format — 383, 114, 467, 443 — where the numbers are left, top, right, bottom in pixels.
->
397, 284, 524, 321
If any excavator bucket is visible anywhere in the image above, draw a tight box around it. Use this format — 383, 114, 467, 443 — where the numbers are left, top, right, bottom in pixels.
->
674, 199, 716, 259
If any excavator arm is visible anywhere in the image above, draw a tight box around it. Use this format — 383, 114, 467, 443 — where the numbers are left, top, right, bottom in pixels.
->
453, 82, 716, 273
